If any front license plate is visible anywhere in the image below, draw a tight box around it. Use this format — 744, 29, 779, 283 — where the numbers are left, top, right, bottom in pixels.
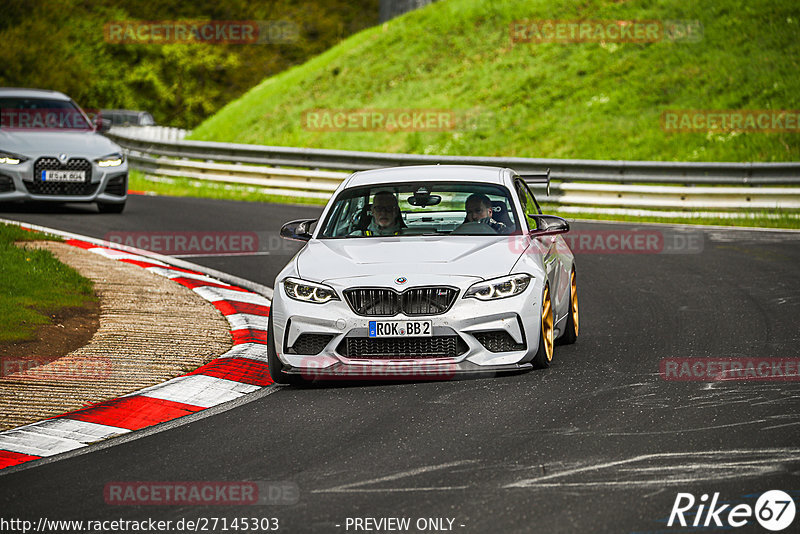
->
369, 320, 432, 337
42, 170, 85, 182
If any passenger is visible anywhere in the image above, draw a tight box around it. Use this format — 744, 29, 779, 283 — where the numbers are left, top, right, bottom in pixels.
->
464, 193, 511, 234
363, 191, 403, 236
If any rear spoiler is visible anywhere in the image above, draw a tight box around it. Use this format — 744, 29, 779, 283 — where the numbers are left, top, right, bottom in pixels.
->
519, 168, 551, 196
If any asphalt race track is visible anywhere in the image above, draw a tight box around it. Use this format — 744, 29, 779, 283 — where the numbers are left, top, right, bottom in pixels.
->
1, 195, 799, 533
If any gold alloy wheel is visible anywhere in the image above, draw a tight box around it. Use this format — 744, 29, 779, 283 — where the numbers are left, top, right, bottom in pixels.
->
542, 284, 554, 361
570, 270, 579, 337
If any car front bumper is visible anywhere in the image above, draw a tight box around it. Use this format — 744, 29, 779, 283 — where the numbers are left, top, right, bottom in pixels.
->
271, 276, 546, 378
0, 158, 128, 204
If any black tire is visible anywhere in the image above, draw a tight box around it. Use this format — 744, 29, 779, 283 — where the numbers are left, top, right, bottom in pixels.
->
97, 201, 125, 214
558, 268, 579, 345
267, 313, 301, 385
531, 283, 555, 369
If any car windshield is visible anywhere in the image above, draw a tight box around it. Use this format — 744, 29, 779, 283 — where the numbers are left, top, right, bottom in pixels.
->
0, 97, 92, 130
319, 181, 521, 238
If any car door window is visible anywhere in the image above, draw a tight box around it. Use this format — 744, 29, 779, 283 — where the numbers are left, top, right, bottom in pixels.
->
514, 178, 541, 231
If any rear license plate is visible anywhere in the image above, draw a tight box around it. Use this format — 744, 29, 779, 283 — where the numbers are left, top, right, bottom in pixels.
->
42, 170, 85, 182
369, 320, 432, 337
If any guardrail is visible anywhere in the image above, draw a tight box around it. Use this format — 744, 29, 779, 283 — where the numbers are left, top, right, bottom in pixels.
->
107, 129, 800, 210
127, 153, 343, 200
110, 126, 190, 142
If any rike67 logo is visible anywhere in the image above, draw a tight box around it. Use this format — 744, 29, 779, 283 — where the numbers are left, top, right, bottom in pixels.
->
668, 490, 796, 531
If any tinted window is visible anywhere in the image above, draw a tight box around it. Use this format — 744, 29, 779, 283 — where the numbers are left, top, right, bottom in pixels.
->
319, 181, 521, 238
0, 98, 91, 130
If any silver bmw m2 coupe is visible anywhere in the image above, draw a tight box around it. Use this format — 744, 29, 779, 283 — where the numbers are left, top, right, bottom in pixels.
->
269, 165, 578, 383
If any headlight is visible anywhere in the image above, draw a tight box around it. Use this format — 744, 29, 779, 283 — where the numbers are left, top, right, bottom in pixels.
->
283, 277, 340, 304
464, 274, 532, 301
0, 152, 26, 165
95, 153, 124, 167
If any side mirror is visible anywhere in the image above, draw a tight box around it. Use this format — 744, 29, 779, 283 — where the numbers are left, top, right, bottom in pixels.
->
528, 215, 569, 236
280, 219, 317, 242
94, 118, 112, 133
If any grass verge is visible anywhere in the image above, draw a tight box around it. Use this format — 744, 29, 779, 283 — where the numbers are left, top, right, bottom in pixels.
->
0, 224, 96, 344
129, 170, 328, 207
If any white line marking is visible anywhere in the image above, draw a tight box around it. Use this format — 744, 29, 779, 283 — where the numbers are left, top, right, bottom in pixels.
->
763, 421, 800, 430
193, 286, 271, 307
504, 449, 800, 489
226, 313, 269, 331
87, 247, 168, 263
317, 486, 470, 493
18, 418, 130, 442
0, 419, 130, 457
590, 420, 766, 435
509, 478, 750, 489
0, 430, 87, 457
138, 375, 260, 408
145, 267, 225, 284
217, 343, 269, 362
314, 460, 478, 494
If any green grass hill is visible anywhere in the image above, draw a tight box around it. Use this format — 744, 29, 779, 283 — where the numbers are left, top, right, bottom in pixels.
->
190, 0, 799, 162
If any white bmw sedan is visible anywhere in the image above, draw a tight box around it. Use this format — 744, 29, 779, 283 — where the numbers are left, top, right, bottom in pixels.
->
269, 165, 578, 383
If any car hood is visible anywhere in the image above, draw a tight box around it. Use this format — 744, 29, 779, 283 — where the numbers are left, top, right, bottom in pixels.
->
0, 130, 121, 158
297, 236, 528, 283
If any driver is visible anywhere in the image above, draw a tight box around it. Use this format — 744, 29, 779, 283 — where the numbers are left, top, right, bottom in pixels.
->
363, 191, 403, 236
464, 193, 510, 234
